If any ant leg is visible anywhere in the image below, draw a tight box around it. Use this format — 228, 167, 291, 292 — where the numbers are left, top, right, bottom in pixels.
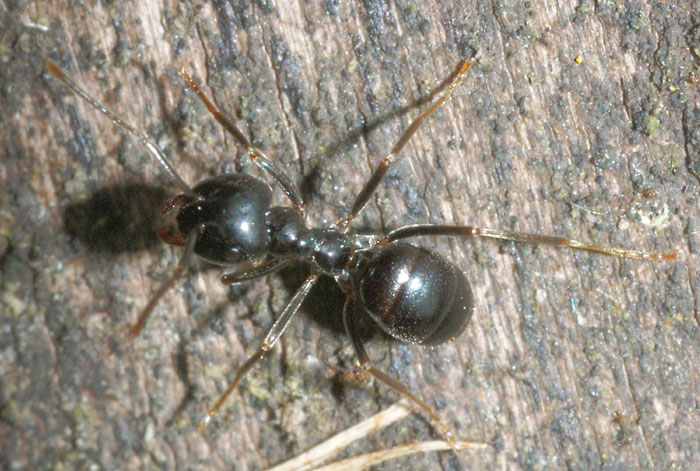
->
178, 69, 306, 216
338, 59, 473, 229
45, 61, 198, 199
220, 256, 289, 284
384, 224, 678, 260
129, 224, 205, 338
340, 283, 459, 450
199, 272, 320, 430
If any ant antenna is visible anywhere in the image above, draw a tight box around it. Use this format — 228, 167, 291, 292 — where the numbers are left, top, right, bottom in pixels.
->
45, 61, 199, 200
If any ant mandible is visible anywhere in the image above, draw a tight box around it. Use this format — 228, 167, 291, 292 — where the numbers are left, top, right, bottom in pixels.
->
46, 58, 676, 449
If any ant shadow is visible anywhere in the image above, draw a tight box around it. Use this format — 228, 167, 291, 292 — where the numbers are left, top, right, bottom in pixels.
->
63, 182, 168, 255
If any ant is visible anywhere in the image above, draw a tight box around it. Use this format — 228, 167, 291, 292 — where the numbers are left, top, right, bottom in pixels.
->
46, 58, 676, 450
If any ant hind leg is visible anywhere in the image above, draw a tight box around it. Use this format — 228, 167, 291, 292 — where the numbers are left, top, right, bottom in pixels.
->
384, 224, 677, 260
340, 282, 461, 451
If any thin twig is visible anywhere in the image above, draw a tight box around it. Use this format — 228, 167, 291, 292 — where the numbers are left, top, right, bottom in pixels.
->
313, 440, 488, 471
264, 400, 412, 471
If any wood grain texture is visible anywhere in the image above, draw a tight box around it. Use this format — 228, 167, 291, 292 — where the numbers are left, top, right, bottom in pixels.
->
1, 1, 698, 470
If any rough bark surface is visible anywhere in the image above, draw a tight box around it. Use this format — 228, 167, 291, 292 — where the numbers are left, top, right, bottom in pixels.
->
1, 1, 698, 470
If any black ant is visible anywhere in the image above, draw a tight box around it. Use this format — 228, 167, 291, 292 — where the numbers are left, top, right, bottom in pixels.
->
46, 58, 676, 449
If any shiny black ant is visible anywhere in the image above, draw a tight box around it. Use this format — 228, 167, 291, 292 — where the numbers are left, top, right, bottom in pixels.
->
46, 58, 676, 449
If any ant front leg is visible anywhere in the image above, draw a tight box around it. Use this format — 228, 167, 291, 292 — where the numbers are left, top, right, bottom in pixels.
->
340, 282, 460, 451
199, 273, 320, 430
384, 225, 678, 260
129, 224, 205, 338
178, 69, 306, 216
220, 256, 289, 284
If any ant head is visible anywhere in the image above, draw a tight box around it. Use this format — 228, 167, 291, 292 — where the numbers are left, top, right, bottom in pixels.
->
153, 174, 274, 265
154, 194, 192, 246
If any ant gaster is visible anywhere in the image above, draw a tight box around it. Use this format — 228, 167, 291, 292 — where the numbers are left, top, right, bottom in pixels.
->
46, 58, 676, 449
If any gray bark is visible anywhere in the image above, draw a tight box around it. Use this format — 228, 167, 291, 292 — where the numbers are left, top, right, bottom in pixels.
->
1, 1, 698, 470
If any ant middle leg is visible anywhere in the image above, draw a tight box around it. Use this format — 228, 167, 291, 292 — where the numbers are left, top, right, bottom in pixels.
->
338, 59, 473, 229
199, 273, 320, 429
340, 282, 460, 450
384, 224, 678, 260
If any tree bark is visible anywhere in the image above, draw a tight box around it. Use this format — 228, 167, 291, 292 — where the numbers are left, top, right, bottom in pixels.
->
1, 1, 698, 470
